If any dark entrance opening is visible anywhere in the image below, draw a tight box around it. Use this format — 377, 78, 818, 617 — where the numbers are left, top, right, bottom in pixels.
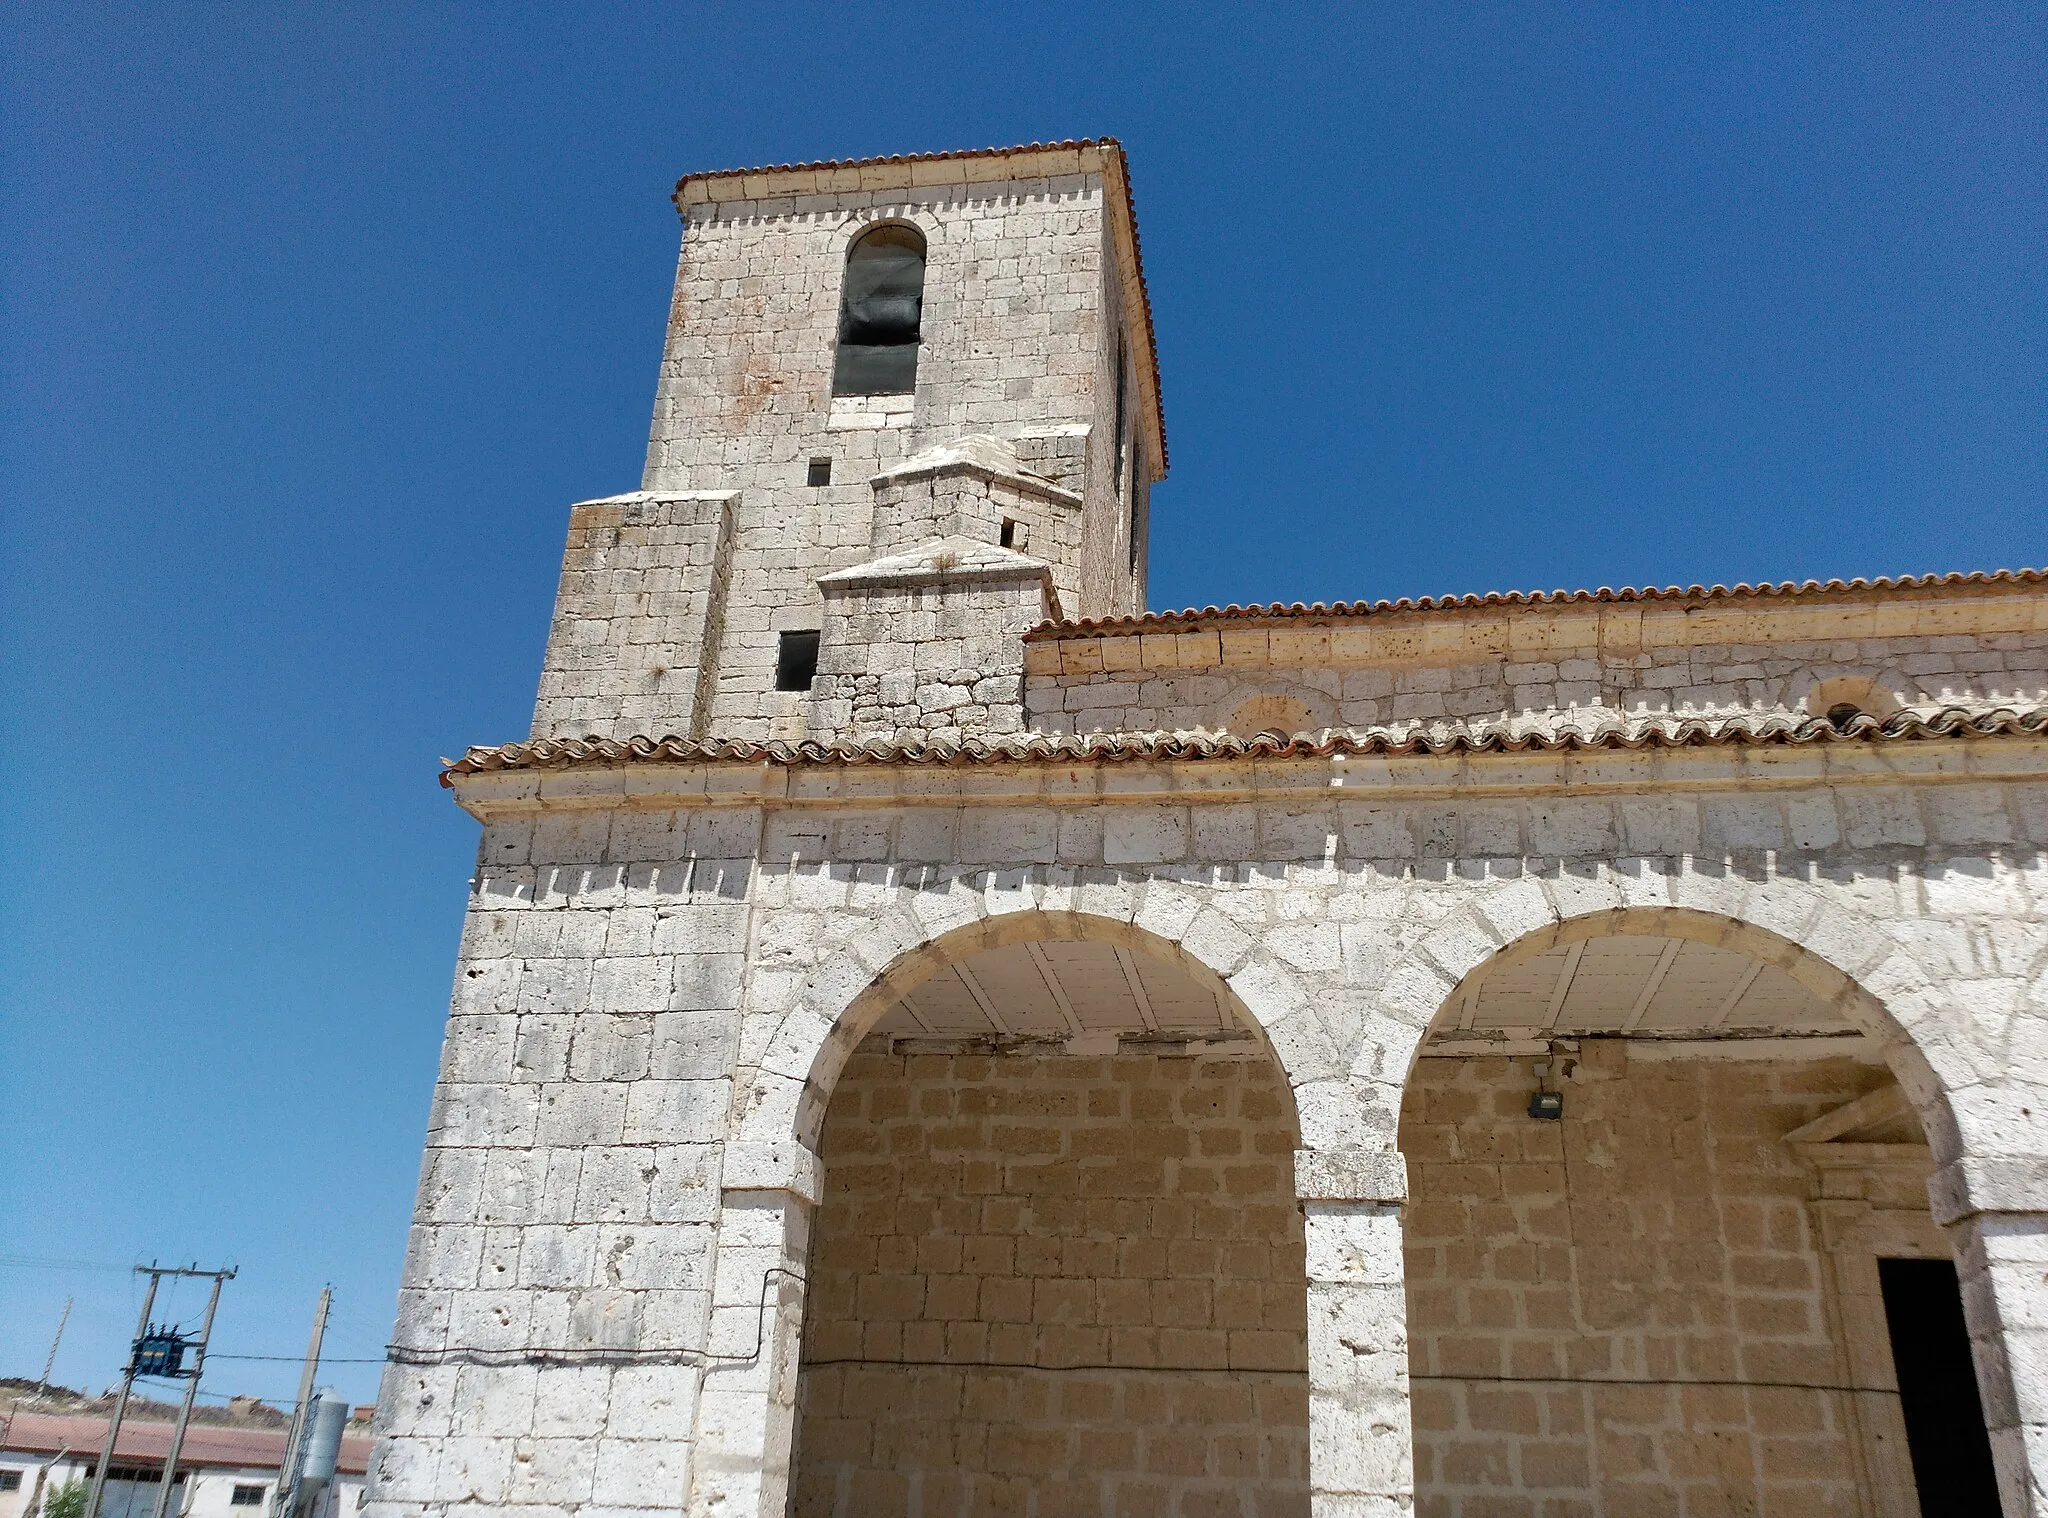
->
1878, 1257, 2002, 1515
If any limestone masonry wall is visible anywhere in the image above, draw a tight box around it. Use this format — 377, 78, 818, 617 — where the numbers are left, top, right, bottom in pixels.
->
527, 163, 1164, 742
810, 570, 1045, 744
866, 447, 1085, 610
530, 493, 735, 740
370, 811, 765, 1517
389, 135, 2048, 1518
576, 167, 1150, 741
377, 755, 2048, 1518
644, 179, 1110, 491
1402, 1050, 1896, 1518
1027, 612, 2048, 736
793, 1048, 1310, 1518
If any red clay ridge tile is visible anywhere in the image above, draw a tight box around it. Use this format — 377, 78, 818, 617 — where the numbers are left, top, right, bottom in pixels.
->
443, 706, 2048, 783
1026, 568, 2048, 639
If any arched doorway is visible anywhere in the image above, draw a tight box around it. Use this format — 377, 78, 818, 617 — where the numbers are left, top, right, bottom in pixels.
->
789, 927, 1312, 1517
1399, 915, 1996, 1517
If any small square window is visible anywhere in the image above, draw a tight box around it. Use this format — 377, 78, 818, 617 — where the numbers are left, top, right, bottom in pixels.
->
231, 1486, 266, 1506
806, 457, 832, 486
775, 631, 821, 692
0, 1471, 23, 1492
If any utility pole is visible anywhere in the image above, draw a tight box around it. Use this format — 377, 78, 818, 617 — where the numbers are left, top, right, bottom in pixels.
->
35, 1297, 73, 1401
150, 1269, 230, 1518
268, 1289, 330, 1518
85, 1264, 235, 1518
84, 1274, 160, 1518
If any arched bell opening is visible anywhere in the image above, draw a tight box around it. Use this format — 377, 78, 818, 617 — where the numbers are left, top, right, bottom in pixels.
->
790, 925, 1311, 1517
1398, 915, 1993, 1518
831, 223, 926, 398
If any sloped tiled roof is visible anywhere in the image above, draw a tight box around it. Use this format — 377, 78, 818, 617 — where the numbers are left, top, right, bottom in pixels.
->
2, 1412, 370, 1475
1026, 568, 2048, 639
443, 706, 2048, 783
673, 138, 1120, 195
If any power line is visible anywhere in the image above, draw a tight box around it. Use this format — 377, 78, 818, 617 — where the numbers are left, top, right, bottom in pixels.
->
0, 1255, 134, 1272
208, 1355, 387, 1365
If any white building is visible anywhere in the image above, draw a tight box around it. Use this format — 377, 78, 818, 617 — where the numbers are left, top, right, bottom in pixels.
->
0, 1414, 369, 1518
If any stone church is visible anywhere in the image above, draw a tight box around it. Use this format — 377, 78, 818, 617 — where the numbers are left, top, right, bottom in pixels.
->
365, 140, 2048, 1517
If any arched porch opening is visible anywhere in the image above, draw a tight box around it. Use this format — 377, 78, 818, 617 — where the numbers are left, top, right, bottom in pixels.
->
1397, 908, 1990, 1518
788, 916, 1312, 1517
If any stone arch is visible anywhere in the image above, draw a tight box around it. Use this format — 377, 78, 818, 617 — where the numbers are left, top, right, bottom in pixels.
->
780, 902, 1321, 1517
1786, 664, 1911, 722
1350, 872, 1977, 1164
1376, 873, 2044, 1514
1220, 680, 1337, 737
831, 219, 928, 398
725, 870, 1357, 1180
784, 905, 1308, 1154
837, 206, 940, 239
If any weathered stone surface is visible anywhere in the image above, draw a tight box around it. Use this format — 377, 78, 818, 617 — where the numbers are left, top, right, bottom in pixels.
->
791, 1050, 1308, 1515
371, 139, 2048, 1518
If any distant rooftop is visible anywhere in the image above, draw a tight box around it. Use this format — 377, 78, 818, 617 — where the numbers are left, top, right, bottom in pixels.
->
2, 1412, 370, 1476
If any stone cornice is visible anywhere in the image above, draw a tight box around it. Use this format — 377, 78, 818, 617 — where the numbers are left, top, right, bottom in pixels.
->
444, 718, 2048, 820
867, 437, 1085, 509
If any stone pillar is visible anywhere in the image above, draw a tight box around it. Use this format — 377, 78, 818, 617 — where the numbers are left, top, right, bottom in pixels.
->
1933, 1157, 2048, 1518
1297, 1148, 1415, 1516
682, 1146, 819, 1518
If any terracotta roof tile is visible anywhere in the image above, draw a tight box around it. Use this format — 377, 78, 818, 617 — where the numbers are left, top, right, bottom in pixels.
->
1025, 568, 2048, 639
2, 1413, 369, 1476
443, 706, 2048, 783
670, 138, 1119, 195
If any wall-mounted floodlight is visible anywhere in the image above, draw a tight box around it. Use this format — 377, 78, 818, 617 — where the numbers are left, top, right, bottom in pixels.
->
1528, 1059, 1563, 1120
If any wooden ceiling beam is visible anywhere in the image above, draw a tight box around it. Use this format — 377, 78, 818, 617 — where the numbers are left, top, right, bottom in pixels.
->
1112, 947, 1161, 1033
1025, 941, 1086, 1035
952, 962, 1014, 1036
1542, 943, 1587, 1031
1708, 961, 1766, 1029
1619, 940, 1684, 1035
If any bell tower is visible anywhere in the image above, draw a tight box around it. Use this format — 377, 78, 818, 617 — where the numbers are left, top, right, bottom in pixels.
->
528, 139, 1166, 744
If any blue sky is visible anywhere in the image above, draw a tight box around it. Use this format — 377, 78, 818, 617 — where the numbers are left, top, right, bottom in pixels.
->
2, 3, 2040, 1410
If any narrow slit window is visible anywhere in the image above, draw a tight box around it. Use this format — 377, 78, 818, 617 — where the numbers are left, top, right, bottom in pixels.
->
1113, 337, 1130, 500
831, 225, 925, 397
806, 456, 832, 486
1128, 448, 1144, 576
1000, 519, 1016, 548
775, 630, 821, 692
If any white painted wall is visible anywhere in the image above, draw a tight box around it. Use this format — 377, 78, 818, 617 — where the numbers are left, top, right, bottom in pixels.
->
0, 1455, 364, 1518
